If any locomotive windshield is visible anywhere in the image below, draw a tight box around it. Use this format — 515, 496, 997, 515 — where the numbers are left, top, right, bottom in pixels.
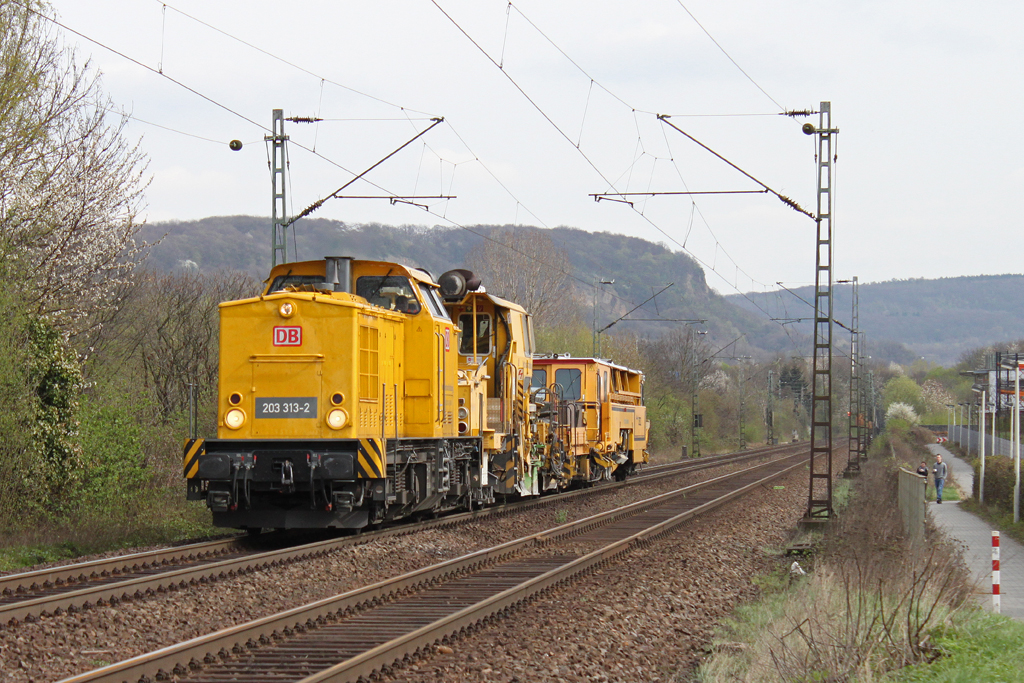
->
356, 275, 417, 311
267, 274, 327, 293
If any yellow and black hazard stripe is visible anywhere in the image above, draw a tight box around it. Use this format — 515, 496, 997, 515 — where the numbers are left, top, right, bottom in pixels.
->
183, 438, 205, 479
355, 438, 385, 479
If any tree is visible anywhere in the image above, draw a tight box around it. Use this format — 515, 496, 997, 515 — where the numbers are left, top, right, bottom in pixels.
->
465, 227, 580, 326
0, 0, 148, 332
89, 270, 260, 420
882, 375, 926, 415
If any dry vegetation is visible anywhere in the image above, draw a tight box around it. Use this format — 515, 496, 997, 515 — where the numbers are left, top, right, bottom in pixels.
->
698, 424, 975, 682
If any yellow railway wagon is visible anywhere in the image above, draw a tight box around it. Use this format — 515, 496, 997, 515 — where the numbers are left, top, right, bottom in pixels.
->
185, 257, 489, 531
530, 355, 649, 483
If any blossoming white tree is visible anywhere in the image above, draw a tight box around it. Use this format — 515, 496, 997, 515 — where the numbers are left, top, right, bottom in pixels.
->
885, 401, 919, 425
0, 0, 148, 331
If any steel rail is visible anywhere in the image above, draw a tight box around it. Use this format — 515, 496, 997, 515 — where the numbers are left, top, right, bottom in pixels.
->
57, 451, 810, 683
1, 442, 803, 624
0, 538, 246, 598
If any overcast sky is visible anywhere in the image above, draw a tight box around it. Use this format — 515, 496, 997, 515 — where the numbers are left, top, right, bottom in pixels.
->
53, 0, 1024, 297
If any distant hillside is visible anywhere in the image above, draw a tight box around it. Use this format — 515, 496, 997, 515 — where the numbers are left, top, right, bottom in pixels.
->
727, 275, 1024, 365
140, 216, 798, 359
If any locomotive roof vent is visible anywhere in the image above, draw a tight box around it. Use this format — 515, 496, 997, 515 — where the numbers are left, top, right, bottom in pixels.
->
322, 256, 353, 293
438, 269, 482, 301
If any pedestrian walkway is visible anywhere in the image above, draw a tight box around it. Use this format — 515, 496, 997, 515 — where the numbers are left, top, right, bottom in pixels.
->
927, 443, 1024, 619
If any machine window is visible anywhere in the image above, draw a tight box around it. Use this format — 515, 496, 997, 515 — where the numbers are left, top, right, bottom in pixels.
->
356, 276, 417, 311
554, 368, 582, 401
458, 313, 491, 354
531, 368, 547, 390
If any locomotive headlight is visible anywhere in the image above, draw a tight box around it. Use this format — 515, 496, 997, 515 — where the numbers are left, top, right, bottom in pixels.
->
225, 408, 246, 430
458, 406, 469, 420
330, 392, 345, 406
279, 302, 295, 318
326, 408, 349, 430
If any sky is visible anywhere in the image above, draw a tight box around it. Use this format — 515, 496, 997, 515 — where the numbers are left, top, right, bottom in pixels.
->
50, 0, 1024, 298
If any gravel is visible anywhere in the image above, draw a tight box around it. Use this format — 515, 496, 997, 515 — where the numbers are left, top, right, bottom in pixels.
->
0, 454, 796, 683
379, 467, 809, 683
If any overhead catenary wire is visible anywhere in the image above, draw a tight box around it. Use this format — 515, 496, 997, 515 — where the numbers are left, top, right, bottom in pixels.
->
38, 3, 679, 327
672, 1, 785, 112
150, 0, 437, 117
428, 0, 805, 332
43, 1, 801, 338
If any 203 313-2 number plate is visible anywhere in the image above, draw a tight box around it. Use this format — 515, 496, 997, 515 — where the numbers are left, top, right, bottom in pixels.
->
255, 397, 318, 418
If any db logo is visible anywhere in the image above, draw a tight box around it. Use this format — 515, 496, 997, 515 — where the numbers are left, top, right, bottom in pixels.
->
443, 328, 450, 351
273, 326, 302, 346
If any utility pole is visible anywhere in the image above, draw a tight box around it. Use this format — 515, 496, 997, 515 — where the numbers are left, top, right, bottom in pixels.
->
691, 362, 701, 458
766, 368, 775, 445
739, 372, 747, 451
805, 101, 837, 522
266, 109, 289, 268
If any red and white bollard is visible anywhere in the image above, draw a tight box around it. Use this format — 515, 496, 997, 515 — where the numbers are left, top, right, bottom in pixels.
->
993, 531, 1001, 613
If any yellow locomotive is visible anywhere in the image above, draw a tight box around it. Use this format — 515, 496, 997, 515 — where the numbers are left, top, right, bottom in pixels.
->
184, 256, 648, 530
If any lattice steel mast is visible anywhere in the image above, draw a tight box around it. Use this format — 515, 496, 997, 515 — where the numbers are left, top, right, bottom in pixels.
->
845, 276, 861, 475
267, 109, 289, 268
806, 102, 838, 520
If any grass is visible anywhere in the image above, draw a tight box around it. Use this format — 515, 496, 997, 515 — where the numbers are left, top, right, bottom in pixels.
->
0, 542, 83, 572
884, 610, 1024, 682
925, 483, 961, 503
0, 495, 218, 572
960, 498, 1024, 546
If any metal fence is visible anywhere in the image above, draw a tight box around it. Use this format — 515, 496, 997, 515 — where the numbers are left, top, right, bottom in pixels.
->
951, 425, 1013, 457
898, 466, 927, 545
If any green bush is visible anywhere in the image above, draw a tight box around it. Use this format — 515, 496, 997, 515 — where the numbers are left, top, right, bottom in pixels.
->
973, 456, 1017, 510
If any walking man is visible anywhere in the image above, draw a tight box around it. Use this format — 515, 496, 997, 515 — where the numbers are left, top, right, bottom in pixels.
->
933, 454, 948, 504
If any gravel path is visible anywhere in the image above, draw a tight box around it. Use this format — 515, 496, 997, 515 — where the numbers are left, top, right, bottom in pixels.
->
0, 456, 785, 683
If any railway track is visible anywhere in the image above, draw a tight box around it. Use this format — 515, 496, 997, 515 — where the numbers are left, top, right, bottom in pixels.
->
58, 448, 810, 683
0, 442, 804, 626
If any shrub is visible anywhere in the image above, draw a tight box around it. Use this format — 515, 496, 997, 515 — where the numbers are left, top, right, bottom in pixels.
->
973, 456, 1017, 510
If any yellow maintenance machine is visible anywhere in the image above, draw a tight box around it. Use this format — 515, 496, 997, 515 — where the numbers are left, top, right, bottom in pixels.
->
531, 355, 649, 483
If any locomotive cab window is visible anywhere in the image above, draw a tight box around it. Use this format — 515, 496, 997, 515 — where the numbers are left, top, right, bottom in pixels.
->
267, 274, 326, 293
531, 368, 547, 391
356, 276, 417, 312
417, 283, 448, 318
458, 313, 491, 355
554, 368, 582, 401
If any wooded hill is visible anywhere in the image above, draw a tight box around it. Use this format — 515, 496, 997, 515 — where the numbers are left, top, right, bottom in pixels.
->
726, 275, 1024, 366
141, 216, 794, 359
142, 217, 1018, 366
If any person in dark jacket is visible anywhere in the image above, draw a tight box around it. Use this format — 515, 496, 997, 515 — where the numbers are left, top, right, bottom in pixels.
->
916, 461, 928, 478
933, 454, 948, 503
